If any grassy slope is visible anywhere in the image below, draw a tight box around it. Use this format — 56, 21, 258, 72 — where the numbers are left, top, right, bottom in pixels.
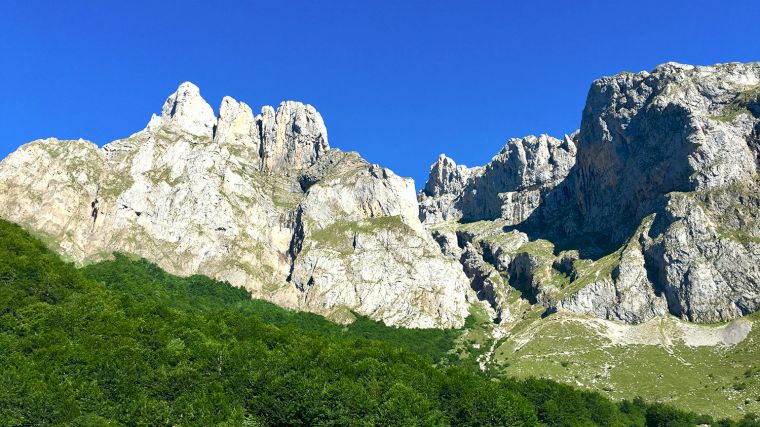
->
4, 215, 759, 424
492, 313, 760, 419
446, 214, 760, 420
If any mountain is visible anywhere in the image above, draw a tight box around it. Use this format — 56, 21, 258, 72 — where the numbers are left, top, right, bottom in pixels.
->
420, 61, 760, 326
3, 62, 760, 330
0, 82, 469, 328
2, 61, 760, 418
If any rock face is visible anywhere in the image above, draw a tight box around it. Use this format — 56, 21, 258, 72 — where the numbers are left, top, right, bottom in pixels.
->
3, 62, 760, 329
556, 221, 669, 323
554, 62, 760, 323
555, 62, 760, 240
0, 82, 470, 328
422, 62, 760, 325
419, 134, 576, 225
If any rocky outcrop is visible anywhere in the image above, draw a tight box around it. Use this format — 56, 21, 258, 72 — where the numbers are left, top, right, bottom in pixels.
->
151, 82, 217, 137
4, 62, 760, 329
557, 62, 760, 323
556, 222, 669, 324
458, 241, 510, 322
421, 62, 760, 325
553, 62, 760, 242
643, 188, 760, 323
0, 82, 470, 328
419, 155, 480, 224
419, 134, 576, 225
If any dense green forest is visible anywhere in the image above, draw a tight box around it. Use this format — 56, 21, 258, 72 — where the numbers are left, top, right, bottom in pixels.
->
1, 219, 758, 426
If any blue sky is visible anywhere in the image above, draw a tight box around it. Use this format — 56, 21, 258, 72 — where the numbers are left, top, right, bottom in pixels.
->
2, 1, 759, 188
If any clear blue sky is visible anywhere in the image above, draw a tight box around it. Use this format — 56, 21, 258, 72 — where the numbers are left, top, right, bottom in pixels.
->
2, 1, 759, 188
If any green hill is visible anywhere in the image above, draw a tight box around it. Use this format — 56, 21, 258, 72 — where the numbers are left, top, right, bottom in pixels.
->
0, 218, 754, 426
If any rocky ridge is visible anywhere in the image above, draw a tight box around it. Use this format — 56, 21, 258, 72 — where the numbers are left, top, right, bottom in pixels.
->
2, 61, 760, 330
421, 62, 760, 325
419, 134, 576, 225
0, 82, 470, 328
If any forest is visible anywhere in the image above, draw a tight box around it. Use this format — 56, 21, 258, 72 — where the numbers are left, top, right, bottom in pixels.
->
1, 219, 758, 426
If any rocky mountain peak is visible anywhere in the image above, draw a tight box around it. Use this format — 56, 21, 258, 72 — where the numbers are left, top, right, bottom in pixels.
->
0, 83, 468, 329
419, 134, 576, 225
3, 62, 760, 331
140, 82, 331, 175
260, 101, 329, 172
150, 81, 217, 138
423, 154, 474, 197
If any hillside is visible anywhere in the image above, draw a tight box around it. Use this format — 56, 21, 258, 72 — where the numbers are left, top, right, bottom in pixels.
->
4, 218, 743, 426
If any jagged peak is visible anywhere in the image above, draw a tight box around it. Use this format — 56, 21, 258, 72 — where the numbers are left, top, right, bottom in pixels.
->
213, 96, 256, 146
423, 153, 473, 197
562, 133, 577, 154
273, 101, 329, 144
491, 134, 561, 159
147, 81, 216, 138
433, 153, 456, 167
652, 61, 695, 73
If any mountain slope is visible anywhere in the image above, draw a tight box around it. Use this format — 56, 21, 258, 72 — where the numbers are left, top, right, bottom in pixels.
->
0, 82, 469, 328
421, 62, 760, 326
1, 217, 728, 426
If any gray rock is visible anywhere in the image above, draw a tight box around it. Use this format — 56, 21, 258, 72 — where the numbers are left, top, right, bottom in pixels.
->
557, 225, 669, 324
419, 134, 576, 225
421, 61, 760, 325
0, 83, 470, 329
642, 189, 760, 322
557, 61, 760, 322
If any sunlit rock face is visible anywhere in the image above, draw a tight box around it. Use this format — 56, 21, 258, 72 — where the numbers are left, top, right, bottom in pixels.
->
421, 62, 760, 324
0, 82, 471, 328
4, 62, 760, 329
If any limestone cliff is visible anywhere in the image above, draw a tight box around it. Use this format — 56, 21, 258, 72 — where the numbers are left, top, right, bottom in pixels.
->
3, 61, 760, 329
0, 82, 470, 328
421, 62, 760, 325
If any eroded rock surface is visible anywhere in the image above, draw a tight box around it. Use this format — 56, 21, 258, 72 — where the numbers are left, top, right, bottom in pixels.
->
4, 62, 760, 329
0, 82, 470, 328
419, 134, 576, 225
422, 62, 760, 324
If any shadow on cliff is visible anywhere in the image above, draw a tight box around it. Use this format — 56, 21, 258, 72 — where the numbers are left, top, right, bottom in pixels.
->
491, 101, 698, 261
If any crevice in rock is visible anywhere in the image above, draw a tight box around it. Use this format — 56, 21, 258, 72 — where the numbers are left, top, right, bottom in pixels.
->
90, 185, 100, 225
256, 119, 267, 172
298, 174, 319, 193
749, 121, 760, 169
431, 231, 449, 255
479, 242, 503, 271
507, 253, 540, 304
285, 206, 305, 283
540, 307, 557, 318
552, 252, 577, 276
455, 230, 504, 323
90, 199, 99, 222
642, 241, 681, 317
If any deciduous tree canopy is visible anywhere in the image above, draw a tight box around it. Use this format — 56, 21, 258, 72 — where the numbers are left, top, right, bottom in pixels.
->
0, 219, 756, 426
